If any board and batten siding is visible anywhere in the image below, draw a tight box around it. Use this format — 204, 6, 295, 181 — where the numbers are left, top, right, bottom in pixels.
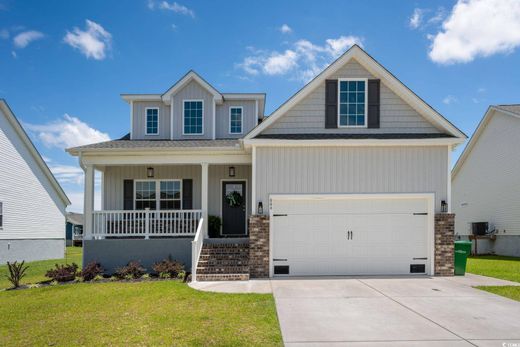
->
453, 111, 520, 235
262, 59, 442, 135
255, 146, 448, 213
215, 100, 257, 139
0, 110, 66, 240
131, 101, 171, 140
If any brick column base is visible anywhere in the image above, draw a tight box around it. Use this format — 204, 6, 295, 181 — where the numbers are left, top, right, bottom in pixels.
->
435, 213, 455, 276
249, 215, 270, 278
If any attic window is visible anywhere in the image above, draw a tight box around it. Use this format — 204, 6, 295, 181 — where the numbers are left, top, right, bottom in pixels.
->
338, 79, 367, 127
145, 108, 159, 135
183, 100, 203, 135
229, 107, 243, 134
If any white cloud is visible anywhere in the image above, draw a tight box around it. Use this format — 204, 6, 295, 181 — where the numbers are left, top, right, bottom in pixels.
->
13, 30, 44, 48
409, 8, 424, 29
25, 114, 110, 149
442, 95, 458, 105
64, 20, 112, 60
279, 24, 292, 34
238, 35, 363, 82
49, 164, 84, 185
429, 0, 520, 64
157, 1, 195, 17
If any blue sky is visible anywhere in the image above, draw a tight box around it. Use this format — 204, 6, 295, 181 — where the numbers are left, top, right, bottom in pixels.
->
1, 0, 519, 211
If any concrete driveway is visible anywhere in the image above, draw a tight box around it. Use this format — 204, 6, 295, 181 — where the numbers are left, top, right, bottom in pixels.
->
272, 275, 520, 346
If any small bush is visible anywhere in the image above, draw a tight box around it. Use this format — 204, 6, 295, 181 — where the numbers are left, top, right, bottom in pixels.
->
177, 271, 186, 280
115, 261, 146, 279
45, 263, 79, 282
81, 261, 104, 281
6, 261, 29, 288
152, 257, 184, 278
208, 215, 222, 238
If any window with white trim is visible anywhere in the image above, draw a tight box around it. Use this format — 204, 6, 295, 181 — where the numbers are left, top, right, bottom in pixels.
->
135, 180, 181, 210
159, 181, 181, 210
135, 181, 156, 210
0, 202, 3, 228
229, 107, 243, 134
183, 101, 203, 134
146, 108, 159, 135
338, 79, 366, 127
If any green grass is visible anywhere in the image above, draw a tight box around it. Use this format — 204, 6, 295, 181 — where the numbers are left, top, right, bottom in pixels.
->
0, 281, 282, 346
0, 246, 82, 289
467, 255, 520, 302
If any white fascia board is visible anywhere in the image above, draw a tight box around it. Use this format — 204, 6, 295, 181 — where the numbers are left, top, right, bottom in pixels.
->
161, 71, 223, 104
80, 153, 252, 165
243, 137, 465, 148
121, 94, 162, 103
222, 93, 266, 100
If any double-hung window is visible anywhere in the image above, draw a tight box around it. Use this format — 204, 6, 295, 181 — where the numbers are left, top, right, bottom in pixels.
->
145, 108, 159, 135
135, 180, 181, 210
183, 100, 203, 135
338, 79, 367, 127
229, 107, 243, 134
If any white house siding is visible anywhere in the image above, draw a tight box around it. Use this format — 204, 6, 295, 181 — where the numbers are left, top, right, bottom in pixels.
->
262, 59, 442, 135
255, 146, 448, 213
172, 80, 214, 140
453, 111, 520, 237
0, 108, 66, 263
215, 100, 257, 139
131, 101, 171, 140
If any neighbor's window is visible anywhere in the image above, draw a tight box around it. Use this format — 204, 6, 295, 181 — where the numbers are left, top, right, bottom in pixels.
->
135, 180, 181, 210
135, 181, 156, 210
146, 108, 159, 135
338, 79, 366, 127
229, 107, 243, 134
159, 181, 181, 210
0, 202, 3, 228
183, 100, 203, 135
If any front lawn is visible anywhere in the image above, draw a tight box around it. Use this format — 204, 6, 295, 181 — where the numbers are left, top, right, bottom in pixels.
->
0, 281, 282, 346
0, 246, 82, 289
476, 285, 520, 302
467, 255, 520, 302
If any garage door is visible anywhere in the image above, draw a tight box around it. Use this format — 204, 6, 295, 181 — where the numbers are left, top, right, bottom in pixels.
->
271, 194, 433, 276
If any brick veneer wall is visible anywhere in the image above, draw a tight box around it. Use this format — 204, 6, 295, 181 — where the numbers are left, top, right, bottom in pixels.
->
434, 213, 455, 276
249, 215, 270, 278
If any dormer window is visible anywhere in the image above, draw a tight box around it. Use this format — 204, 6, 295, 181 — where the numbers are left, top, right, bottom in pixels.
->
338, 79, 367, 127
145, 108, 159, 135
229, 107, 243, 134
183, 100, 203, 135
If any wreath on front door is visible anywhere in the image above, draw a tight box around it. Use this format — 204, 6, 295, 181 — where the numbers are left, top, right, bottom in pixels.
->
225, 191, 243, 207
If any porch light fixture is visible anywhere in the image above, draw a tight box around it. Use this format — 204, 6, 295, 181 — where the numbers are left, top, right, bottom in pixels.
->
147, 167, 154, 178
228, 166, 236, 177
258, 201, 264, 215
441, 200, 448, 213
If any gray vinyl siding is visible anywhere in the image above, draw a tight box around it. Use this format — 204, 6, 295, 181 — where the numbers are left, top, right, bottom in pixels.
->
172, 80, 214, 139
453, 110, 520, 236
215, 100, 257, 139
131, 101, 171, 140
255, 146, 448, 213
262, 59, 442, 135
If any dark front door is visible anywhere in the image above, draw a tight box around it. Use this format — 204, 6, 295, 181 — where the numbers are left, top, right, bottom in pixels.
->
221, 181, 247, 236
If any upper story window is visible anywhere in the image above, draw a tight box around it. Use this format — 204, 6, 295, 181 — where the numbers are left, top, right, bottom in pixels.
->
229, 107, 243, 134
183, 100, 203, 135
145, 108, 159, 135
338, 79, 367, 127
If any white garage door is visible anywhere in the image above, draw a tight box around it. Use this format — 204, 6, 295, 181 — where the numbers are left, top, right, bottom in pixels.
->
271, 194, 433, 276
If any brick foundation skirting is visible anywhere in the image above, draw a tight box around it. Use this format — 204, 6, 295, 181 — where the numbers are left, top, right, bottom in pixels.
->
248, 215, 270, 278
434, 213, 455, 276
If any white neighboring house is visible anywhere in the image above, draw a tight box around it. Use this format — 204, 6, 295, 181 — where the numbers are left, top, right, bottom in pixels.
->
0, 100, 70, 264
452, 105, 520, 256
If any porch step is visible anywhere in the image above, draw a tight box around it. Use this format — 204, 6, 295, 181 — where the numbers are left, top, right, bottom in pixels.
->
195, 242, 250, 281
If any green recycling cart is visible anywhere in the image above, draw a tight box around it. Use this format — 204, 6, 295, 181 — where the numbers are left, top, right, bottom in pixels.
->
454, 240, 472, 275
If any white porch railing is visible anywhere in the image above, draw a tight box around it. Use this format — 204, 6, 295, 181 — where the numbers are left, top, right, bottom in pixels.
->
190, 218, 205, 282
90, 210, 203, 239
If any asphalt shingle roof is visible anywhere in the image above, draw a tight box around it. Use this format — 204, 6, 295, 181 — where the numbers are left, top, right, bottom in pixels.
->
254, 133, 454, 140
495, 105, 520, 116
68, 138, 241, 151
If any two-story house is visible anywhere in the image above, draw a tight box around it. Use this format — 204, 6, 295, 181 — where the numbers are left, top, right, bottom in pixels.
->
68, 45, 466, 280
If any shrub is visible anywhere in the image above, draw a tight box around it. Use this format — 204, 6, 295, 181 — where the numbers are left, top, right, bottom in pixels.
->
45, 263, 79, 282
208, 215, 221, 238
81, 261, 104, 281
6, 261, 29, 288
152, 257, 184, 278
115, 261, 146, 279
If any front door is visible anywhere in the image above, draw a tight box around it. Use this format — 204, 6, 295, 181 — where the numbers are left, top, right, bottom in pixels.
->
221, 181, 247, 236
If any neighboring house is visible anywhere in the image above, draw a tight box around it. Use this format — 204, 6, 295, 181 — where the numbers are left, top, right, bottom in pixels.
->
66, 212, 83, 246
0, 100, 70, 264
452, 105, 520, 256
67, 45, 466, 280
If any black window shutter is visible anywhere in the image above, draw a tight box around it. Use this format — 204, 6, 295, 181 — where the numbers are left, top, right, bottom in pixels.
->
325, 79, 338, 129
367, 79, 380, 128
182, 179, 193, 210
123, 179, 134, 210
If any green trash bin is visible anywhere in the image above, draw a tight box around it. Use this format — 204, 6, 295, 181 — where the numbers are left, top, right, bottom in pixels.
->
454, 240, 472, 275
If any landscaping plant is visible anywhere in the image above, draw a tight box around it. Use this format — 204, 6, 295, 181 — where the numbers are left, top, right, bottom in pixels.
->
6, 261, 29, 288
80, 261, 104, 281
115, 261, 146, 279
152, 257, 184, 278
208, 215, 222, 238
45, 263, 79, 282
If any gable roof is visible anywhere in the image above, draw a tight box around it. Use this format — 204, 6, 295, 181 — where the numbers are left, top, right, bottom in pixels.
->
66, 212, 84, 225
161, 70, 223, 104
452, 104, 520, 179
0, 100, 70, 206
245, 45, 467, 140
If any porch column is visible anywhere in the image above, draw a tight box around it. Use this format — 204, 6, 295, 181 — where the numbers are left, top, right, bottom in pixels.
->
83, 164, 95, 240
201, 162, 209, 238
